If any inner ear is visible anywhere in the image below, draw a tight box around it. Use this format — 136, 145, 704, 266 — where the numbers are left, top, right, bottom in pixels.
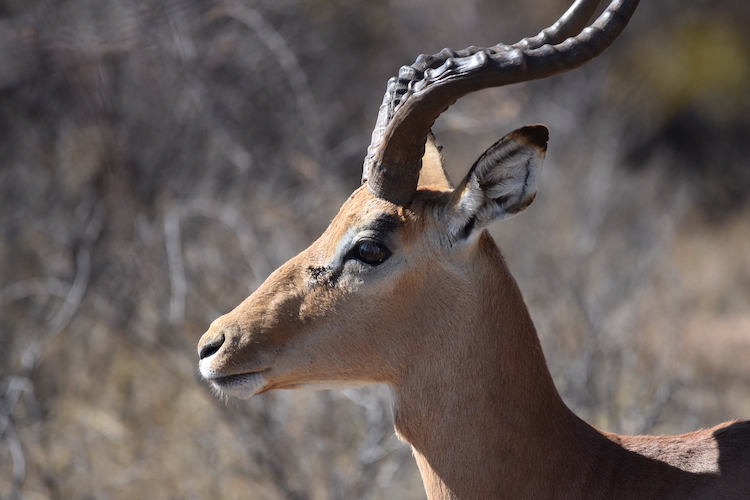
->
446, 124, 548, 240
418, 132, 453, 191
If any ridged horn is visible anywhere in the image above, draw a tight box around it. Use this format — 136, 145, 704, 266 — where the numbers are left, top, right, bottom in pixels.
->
362, 0, 639, 206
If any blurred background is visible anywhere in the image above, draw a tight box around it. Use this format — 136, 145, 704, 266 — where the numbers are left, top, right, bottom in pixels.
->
1, 0, 749, 498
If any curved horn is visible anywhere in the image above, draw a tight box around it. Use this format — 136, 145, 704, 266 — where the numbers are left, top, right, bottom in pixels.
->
363, 0, 640, 206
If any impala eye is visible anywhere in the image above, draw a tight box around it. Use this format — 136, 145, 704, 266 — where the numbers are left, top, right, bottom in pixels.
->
350, 240, 391, 266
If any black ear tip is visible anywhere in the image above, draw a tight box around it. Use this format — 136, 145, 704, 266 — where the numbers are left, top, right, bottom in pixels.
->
519, 124, 549, 149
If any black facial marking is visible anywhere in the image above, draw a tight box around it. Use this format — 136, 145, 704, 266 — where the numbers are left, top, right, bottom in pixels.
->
370, 213, 403, 235
308, 266, 327, 281
457, 215, 477, 241
308, 266, 341, 287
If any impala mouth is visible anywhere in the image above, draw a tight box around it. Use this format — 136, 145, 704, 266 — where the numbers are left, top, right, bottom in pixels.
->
207, 371, 269, 400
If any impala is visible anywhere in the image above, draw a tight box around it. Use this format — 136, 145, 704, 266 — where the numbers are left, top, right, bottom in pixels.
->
197, 0, 750, 497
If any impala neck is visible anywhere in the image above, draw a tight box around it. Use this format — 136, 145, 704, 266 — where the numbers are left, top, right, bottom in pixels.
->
387, 232, 664, 499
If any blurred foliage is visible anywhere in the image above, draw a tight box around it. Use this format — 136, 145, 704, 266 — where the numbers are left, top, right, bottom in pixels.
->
1, 0, 749, 499
635, 17, 750, 113
615, 10, 750, 218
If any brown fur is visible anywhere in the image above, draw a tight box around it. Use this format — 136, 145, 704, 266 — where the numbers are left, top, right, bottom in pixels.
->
198, 183, 750, 499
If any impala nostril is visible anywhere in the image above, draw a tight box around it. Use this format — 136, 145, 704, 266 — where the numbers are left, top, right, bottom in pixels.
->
199, 333, 225, 360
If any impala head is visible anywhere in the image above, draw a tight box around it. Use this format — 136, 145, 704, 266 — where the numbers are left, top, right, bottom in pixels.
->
197, 0, 638, 399
198, 127, 547, 398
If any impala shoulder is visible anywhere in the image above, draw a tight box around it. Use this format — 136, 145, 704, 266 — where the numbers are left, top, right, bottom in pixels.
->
610, 428, 724, 474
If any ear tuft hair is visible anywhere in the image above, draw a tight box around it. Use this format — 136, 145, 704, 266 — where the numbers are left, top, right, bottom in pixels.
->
446, 125, 548, 241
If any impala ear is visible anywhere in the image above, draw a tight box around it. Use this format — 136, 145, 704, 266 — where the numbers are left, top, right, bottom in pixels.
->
418, 132, 453, 190
446, 125, 548, 240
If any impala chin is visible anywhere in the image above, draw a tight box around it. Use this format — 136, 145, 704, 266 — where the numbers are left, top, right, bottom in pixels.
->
200, 365, 269, 399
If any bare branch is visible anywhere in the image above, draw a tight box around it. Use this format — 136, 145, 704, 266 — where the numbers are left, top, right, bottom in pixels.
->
227, 3, 324, 163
